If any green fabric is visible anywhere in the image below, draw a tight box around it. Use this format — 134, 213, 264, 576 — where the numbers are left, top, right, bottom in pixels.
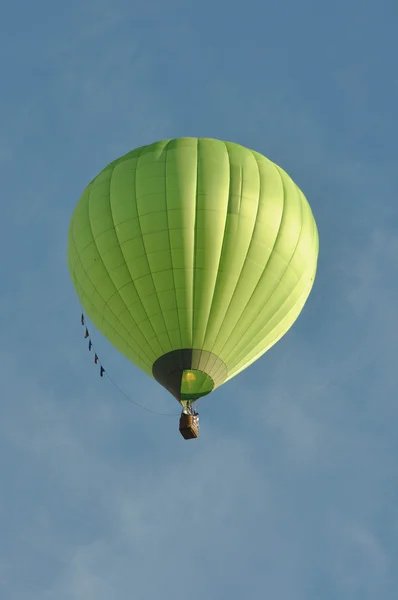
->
180, 370, 214, 401
68, 137, 318, 389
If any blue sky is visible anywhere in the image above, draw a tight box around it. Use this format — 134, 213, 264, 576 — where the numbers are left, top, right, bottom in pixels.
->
1, 0, 397, 598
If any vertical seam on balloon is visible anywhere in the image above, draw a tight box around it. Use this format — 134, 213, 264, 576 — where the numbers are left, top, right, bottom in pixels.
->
106, 161, 161, 360
228, 256, 317, 378
74, 277, 152, 372
191, 138, 199, 351
207, 149, 262, 365
72, 180, 153, 369
201, 140, 231, 376
213, 157, 288, 364
133, 146, 175, 355
78, 178, 126, 324
223, 167, 306, 366
92, 167, 156, 364
219, 163, 291, 363
163, 140, 183, 351
228, 201, 318, 380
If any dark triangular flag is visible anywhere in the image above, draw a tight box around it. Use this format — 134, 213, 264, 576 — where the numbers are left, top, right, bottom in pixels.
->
88, 340, 92, 351
94, 354, 98, 364
84, 328, 89, 339
100, 366, 105, 377
81, 314, 85, 326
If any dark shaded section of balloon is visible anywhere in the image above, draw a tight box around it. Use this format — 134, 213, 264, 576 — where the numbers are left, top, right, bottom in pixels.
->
152, 349, 228, 401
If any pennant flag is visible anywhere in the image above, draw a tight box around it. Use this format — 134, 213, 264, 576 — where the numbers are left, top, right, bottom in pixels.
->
88, 340, 92, 351
84, 328, 89, 339
94, 354, 98, 364
100, 366, 105, 377
81, 314, 85, 326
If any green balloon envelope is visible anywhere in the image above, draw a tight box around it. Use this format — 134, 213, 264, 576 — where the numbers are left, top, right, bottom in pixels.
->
68, 138, 319, 404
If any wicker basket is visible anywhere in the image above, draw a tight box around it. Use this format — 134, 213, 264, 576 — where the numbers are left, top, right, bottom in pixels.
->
179, 413, 199, 440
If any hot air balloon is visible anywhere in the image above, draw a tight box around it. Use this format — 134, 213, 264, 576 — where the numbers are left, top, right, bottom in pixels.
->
68, 138, 319, 439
